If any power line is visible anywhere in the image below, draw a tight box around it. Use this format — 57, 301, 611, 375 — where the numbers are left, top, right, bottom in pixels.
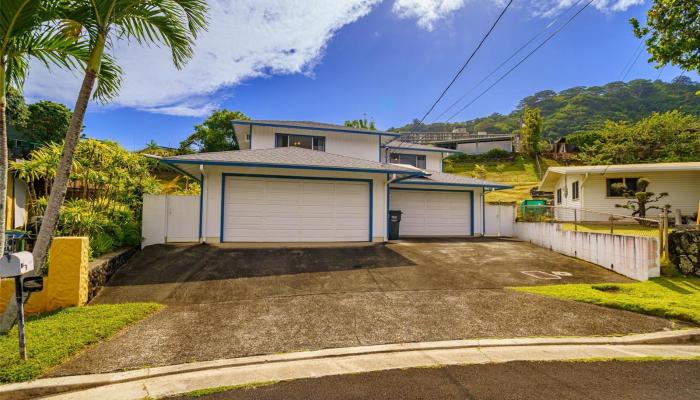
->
446, 0, 594, 122
655, 64, 667, 81
620, 39, 646, 82
431, 0, 583, 123
404, 0, 513, 136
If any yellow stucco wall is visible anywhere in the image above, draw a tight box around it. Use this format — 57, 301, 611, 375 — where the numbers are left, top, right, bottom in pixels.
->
0, 237, 89, 315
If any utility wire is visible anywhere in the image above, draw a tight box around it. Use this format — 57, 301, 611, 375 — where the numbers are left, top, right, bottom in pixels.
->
401, 0, 513, 139
655, 64, 667, 81
431, 0, 583, 123
620, 39, 646, 82
446, 0, 594, 122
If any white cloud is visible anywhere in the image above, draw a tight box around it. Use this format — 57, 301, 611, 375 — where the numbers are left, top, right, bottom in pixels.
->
531, 0, 644, 18
392, 0, 467, 30
23, 0, 644, 117
24, 0, 381, 117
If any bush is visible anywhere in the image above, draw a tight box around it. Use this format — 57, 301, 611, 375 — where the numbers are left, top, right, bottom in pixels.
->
668, 228, 700, 277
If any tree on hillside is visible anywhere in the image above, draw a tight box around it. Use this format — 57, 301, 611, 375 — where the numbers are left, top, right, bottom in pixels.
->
613, 178, 669, 220
6, 88, 29, 128
521, 108, 543, 156
24, 101, 73, 144
631, 0, 700, 75
344, 118, 376, 130
179, 109, 249, 153
576, 111, 700, 165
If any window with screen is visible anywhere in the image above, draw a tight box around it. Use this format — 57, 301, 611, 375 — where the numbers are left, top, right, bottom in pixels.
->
275, 134, 325, 151
556, 188, 562, 204
606, 177, 639, 197
388, 153, 426, 169
572, 181, 579, 200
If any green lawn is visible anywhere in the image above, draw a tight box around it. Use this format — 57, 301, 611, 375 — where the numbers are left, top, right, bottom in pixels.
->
0, 303, 162, 383
443, 155, 560, 204
560, 223, 661, 238
512, 277, 700, 325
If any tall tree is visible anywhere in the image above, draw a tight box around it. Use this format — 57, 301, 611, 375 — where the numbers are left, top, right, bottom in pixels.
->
0, 0, 209, 334
6, 87, 29, 128
24, 100, 73, 143
179, 109, 249, 153
630, 0, 700, 75
521, 107, 542, 156
1, 0, 95, 264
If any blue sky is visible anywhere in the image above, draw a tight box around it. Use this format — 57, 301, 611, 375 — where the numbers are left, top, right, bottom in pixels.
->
24, 0, 699, 150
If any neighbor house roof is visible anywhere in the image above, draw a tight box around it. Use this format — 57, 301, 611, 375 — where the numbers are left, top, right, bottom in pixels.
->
392, 169, 512, 190
432, 135, 514, 145
382, 142, 462, 154
154, 146, 424, 177
539, 161, 700, 191
231, 119, 400, 137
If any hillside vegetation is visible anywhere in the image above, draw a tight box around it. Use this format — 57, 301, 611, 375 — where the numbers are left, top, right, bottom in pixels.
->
444, 154, 560, 204
391, 77, 700, 139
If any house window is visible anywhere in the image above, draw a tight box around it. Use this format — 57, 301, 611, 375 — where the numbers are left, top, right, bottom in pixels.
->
606, 177, 639, 197
556, 188, 562, 204
571, 181, 579, 200
276, 133, 325, 151
388, 153, 426, 169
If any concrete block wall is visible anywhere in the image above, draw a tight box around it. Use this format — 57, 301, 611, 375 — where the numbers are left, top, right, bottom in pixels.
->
514, 222, 659, 281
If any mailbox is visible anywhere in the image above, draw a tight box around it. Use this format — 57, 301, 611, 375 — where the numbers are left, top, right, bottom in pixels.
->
0, 252, 34, 278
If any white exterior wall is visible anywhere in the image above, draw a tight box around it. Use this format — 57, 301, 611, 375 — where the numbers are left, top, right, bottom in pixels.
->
515, 222, 660, 281
456, 140, 512, 155
248, 125, 382, 162
382, 149, 444, 172
552, 173, 585, 221
552, 171, 700, 221
202, 166, 388, 243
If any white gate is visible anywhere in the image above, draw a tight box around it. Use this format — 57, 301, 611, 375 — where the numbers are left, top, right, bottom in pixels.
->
484, 203, 515, 237
142, 194, 199, 247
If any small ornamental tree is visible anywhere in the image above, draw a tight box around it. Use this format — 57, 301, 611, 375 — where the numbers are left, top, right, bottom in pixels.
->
613, 178, 669, 219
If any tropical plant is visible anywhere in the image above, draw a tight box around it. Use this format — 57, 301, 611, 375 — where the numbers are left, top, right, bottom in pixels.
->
630, 0, 700, 76
30, 0, 208, 291
179, 109, 248, 153
344, 118, 376, 130
0, 0, 97, 264
613, 178, 670, 220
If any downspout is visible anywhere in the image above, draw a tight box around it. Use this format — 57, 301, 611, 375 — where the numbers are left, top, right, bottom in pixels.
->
199, 164, 207, 243
384, 172, 426, 240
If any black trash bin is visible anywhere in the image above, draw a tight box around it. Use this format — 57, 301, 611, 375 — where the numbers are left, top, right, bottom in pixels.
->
388, 210, 402, 240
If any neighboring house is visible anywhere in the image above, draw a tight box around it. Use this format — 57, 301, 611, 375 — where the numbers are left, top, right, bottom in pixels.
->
432, 134, 514, 155
152, 120, 509, 243
551, 137, 578, 162
538, 162, 700, 221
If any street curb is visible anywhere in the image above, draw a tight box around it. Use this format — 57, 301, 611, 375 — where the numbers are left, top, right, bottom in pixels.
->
2, 329, 699, 400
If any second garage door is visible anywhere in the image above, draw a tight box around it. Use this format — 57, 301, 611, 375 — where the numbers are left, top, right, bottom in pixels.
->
222, 176, 370, 242
390, 189, 472, 236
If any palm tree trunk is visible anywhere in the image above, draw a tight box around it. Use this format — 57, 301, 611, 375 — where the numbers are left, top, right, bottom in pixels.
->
0, 66, 9, 258
0, 37, 105, 334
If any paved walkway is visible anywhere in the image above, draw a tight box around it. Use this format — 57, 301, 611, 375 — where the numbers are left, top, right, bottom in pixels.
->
5, 331, 699, 400
49, 240, 679, 376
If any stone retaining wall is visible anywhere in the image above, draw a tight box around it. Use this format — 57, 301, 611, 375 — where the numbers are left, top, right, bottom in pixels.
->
88, 247, 139, 301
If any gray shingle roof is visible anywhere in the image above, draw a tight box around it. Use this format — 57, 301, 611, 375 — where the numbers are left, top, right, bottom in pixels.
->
160, 147, 422, 174
395, 169, 512, 189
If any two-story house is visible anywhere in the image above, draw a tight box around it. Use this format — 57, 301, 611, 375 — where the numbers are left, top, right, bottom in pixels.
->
154, 120, 509, 243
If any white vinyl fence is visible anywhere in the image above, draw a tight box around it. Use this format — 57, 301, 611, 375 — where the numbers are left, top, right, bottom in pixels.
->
142, 194, 199, 247
514, 222, 660, 281
484, 203, 515, 237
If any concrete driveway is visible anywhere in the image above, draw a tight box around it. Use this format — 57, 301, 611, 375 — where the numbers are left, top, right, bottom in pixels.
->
49, 239, 677, 376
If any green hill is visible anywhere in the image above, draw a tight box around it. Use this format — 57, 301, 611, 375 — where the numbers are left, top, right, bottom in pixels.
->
443, 154, 560, 204
391, 77, 700, 140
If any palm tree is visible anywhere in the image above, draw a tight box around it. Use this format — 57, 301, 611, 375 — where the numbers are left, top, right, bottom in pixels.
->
30, 0, 208, 271
1, 0, 99, 256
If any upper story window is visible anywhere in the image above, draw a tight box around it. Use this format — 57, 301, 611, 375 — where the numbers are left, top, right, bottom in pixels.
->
276, 133, 325, 151
571, 181, 580, 200
606, 177, 639, 197
389, 153, 426, 169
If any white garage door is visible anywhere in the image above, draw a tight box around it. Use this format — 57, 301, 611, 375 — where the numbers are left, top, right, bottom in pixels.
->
390, 189, 472, 236
223, 176, 370, 242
